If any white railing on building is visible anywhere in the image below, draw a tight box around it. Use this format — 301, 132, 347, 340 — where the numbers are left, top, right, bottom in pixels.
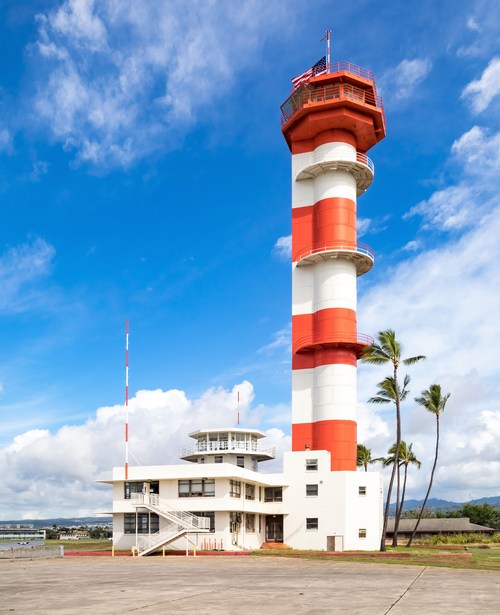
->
294, 146, 374, 181
179, 442, 276, 457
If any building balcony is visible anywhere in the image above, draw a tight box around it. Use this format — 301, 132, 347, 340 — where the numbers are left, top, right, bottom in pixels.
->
294, 241, 374, 275
295, 148, 374, 195
180, 441, 276, 462
293, 332, 374, 357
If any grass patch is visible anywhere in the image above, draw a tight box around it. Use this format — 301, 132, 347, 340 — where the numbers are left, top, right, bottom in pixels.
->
252, 546, 500, 571
45, 539, 113, 552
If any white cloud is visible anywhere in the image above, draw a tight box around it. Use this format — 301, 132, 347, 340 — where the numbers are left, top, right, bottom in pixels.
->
357, 217, 371, 237
462, 57, 500, 113
31, 0, 289, 167
0, 125, 12, 152
273, 234, 291, 259
0, 380, 290, 518
401, 239, 421, 252
381, 58, 431, 101
405, 126, 500, 231
0, 238, 56, 313
29, 160, 49, 181
258, 323, 291, 355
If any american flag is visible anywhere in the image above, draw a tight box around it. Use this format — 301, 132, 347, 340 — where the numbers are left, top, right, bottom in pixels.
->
291, 56, 327, 91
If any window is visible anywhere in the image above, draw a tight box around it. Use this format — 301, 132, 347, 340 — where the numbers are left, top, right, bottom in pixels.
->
214, 455, 223, 463
306, 459, 318, 471
245, 514, 256, 533
264, 487, 283, 502
306, 518, 318, 530
245, 483, 255, 500
359, 486, 366, 496
198, 457, 205, 464
306, 484, 318, 496
230, 512, 241, 532
124, 482, 143, 499
359, 528, 367, 539
124, 513, 159, 534
236, 456, 245, 468
192, 511, 215, 532
230, 480, 241, 498
178, 479, 215, 497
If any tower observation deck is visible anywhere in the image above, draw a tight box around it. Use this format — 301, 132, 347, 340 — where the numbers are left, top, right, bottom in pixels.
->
281, 60, 386, 471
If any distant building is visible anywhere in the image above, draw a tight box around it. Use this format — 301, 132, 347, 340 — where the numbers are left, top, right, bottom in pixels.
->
0, 525, 46, 541
58, 530, 90, 540
386, 518, 496, 543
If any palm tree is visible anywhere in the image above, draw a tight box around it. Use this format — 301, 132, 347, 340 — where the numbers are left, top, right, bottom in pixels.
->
381, 441, 421, 546
357, 444, 375, 471
406, 384, 450, 547
362, 330, 425, 551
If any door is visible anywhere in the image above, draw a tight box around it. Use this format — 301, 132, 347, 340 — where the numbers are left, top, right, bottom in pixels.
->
265, 515, 284, 542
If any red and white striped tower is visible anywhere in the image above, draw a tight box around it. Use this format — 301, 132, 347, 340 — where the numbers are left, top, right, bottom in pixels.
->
281, 60, 386, 471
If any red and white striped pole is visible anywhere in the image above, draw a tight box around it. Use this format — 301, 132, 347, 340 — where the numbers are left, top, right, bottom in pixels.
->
125, 320, 129, 480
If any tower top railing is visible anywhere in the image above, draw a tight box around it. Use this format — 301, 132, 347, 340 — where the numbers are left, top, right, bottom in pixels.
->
281, 61, 385, 130
328, 61, 375, 82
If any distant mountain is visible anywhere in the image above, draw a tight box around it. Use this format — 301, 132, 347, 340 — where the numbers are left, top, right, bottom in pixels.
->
0, 517, 111, 528
389, 496, 500, 513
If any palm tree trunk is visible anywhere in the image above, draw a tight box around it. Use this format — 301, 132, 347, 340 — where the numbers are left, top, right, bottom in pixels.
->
392, 461, 402, 547
380, 363, 402, 551
406, 415, 440, 547
398, 463, 409, 521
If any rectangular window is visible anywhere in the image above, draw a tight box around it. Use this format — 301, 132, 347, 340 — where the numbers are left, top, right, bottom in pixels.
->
306, 518, 318, 530
192, 511, 215, 532
245, 483, 255, 500
124, 482, 143, 499
245, 514, 256, 533
359, 486, 367, 496
229, 480, 241, 498
214, 455, 223, 463
359, 528, 367, 539
236, 456, 245, 468
306, 459, 318, 471
124, 513, 159, 534
264, 487, 283, 502
178, 479, 215, 497
230, 512, 241, 532
306, 484, 318, 496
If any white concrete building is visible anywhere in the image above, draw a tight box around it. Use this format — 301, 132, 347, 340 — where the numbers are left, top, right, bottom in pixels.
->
103, 427, 382, 554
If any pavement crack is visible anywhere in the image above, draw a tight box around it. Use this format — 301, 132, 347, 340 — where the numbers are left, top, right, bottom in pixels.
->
383, 567, 427, 615
124, 587, 232, 612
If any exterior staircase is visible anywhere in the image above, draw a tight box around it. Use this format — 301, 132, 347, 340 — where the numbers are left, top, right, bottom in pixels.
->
131, 493, 210, 556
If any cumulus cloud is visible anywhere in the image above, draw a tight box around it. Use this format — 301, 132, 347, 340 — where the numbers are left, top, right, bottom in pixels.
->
0, 238, 56, 313
381, 58, 431, 101
358, 125, 500, 501
273, 234, 291, 260
405, 126, 500, 231
31, 0, 288, 167
462, 57, 500, 113
0, 380, 291, 518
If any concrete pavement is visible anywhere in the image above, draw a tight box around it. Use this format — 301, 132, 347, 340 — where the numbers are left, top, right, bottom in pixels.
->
1, 555, 498, 614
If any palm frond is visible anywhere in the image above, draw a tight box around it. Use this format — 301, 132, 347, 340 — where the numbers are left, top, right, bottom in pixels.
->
403, 355, 426, 366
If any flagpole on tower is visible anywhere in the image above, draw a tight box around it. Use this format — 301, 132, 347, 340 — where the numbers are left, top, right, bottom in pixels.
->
325, 29, 331, 73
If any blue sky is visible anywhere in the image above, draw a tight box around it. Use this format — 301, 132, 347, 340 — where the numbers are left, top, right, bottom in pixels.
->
0, 0, 499, 518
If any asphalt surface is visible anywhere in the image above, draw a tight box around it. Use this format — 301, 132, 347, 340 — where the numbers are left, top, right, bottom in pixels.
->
0, 555, 499, 614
